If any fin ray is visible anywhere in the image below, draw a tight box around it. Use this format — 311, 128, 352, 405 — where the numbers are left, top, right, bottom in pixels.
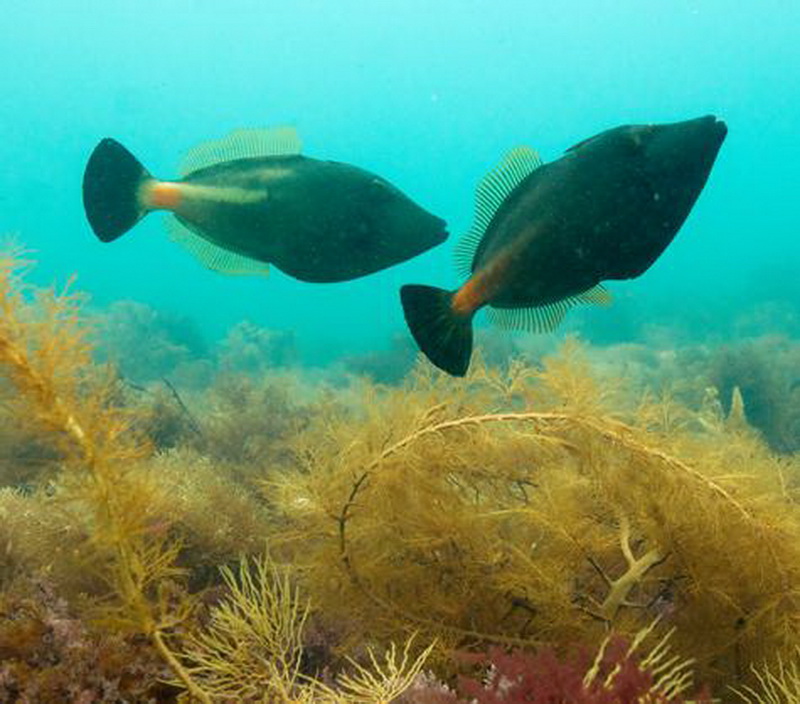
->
179, 127, 302, 176
487, 284, 612, 333
165, 216, 270, 277
454, 146, 542, 278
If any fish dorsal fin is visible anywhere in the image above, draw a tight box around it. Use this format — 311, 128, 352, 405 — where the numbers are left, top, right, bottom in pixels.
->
179, 126, 302, 176
486, 284, 612, 333
165, 215, 270, 277
454, 146, 543, 278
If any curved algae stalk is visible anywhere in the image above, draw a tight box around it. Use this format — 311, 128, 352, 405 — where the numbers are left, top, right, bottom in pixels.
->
335, 405, 758, 644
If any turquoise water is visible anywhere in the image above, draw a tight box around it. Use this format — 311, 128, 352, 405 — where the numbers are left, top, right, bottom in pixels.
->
2, 0, 798, 365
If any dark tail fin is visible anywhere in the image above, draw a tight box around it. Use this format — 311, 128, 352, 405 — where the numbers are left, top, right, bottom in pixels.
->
400, 284, 474, 377
82, 138, 152, 242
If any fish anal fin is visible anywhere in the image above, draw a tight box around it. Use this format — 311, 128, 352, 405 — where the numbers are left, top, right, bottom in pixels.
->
165, 216, 270, 277
486, 284, 612, 333
574, 283, 613, 307
487, 301, 569, 333
454, 145, 543, 278
179, 126, 302, 176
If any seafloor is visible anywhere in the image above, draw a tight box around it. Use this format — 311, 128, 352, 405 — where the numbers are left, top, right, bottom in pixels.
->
1, 249, 799, 703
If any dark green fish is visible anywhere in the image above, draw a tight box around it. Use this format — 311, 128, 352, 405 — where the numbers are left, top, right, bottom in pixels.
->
401, 115, 728, 376
82, 128, 447, 282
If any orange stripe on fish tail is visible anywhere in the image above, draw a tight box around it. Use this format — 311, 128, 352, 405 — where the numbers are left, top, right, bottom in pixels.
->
141, 181, 184, 211
452, 249, 514, 315
451, 277, 484, 316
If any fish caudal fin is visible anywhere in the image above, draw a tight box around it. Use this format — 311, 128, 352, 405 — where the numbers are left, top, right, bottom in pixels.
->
400, 284, 474, 377
82, 138, 152, 242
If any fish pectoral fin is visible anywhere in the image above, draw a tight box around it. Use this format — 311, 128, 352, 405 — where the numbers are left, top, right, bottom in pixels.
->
179, 126, 302, 176
486, 284, 612, 333
454, 146, 543, 278
165, 216, 270, 277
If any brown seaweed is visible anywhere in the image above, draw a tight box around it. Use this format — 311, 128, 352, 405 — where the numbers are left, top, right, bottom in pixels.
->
2, 245, 800, 701
266, 343, 800, 693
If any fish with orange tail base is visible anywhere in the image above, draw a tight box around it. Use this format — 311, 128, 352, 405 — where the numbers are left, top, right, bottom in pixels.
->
82, 127, 447, 283
401, 115, 727, 376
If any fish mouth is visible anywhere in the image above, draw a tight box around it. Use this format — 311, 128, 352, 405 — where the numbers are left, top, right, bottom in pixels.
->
674, 115, 727, 153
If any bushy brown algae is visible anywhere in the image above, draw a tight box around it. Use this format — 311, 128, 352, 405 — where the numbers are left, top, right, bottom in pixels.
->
0, 248, 441, 702
0, 247, 210, 700
266, 342, 800, 694
1, 246, 800, 702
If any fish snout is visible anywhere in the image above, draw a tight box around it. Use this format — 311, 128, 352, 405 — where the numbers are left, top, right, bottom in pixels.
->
686, 114, 728, 150
700, 114, 728, 146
